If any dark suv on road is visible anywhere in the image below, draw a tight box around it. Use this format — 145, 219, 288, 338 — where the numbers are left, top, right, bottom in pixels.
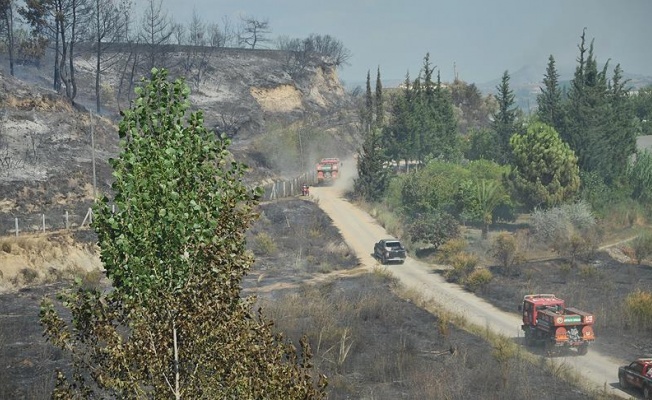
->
374, 238, 407, 265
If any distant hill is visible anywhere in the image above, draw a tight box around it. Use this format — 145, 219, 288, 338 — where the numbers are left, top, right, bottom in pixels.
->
476, 64, 652, 112
355, 64, 652, 112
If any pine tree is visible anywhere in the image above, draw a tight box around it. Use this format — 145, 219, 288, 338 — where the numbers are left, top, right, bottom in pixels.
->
508, 121, 580, 209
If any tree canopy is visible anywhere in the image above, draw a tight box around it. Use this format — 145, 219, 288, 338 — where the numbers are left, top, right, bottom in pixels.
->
507, 121, 580, 209
40, 69, 326, 399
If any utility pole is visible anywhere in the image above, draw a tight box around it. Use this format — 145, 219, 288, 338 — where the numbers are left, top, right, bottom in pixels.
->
90, 111, 97, 200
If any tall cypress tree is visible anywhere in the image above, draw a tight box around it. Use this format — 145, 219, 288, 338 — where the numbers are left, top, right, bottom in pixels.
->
384, 72, 413, 166
374, 66, 384, 128
362, 70, 373, 133
605, 64, 637, 182
492, 70, 518, 165
563, 30, 632, 183
537, 55, 564, 132
433, 70, 460, 161
355, 127, 388, 201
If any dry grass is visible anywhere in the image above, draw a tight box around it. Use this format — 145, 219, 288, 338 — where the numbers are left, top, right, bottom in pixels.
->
0, 233, 101, 291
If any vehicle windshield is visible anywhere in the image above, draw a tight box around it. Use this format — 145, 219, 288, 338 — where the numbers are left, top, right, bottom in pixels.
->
385, 241, 402, 249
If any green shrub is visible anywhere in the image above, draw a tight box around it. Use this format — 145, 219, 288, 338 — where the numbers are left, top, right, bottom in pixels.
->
407, 212, 460, 252
624, 290, 652, 331
465, 268, 493, 292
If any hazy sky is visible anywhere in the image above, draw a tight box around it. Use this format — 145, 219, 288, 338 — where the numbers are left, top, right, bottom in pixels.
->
154, 0, 652, 86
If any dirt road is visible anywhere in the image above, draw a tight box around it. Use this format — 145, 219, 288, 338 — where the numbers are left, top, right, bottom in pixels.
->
311, 184, 632, 399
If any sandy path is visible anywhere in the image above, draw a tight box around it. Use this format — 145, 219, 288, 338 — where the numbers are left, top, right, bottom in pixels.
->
311, 184, 632, 399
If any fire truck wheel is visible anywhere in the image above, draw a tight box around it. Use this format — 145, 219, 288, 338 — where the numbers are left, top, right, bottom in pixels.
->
577, 344, 588, 356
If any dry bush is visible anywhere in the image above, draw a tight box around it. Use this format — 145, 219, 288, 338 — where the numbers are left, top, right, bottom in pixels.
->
15, 236, 33, 251
0, 239, 12, 253
464, 268, 493, 292
11, 267, 39, 285
444, 252, 478, 283
490, 231, 525, 276
325, 241, 350, 258
531, 203, 603, 266
437, 238, 467, 264
80, 268, 104, 289
632, 231, 652, 264
251, 231, 278, 256
602, 198, 647, 229
620, 245, 636, 261
624, 289, 652, 331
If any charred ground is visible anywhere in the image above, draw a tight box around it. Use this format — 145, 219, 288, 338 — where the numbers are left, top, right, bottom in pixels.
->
0, 198, 615, 399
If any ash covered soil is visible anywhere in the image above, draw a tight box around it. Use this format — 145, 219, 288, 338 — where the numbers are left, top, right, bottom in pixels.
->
468, 246, 652, 363
0, 198, 614, 399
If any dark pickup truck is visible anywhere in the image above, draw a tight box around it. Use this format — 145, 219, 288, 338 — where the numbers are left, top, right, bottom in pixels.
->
618, 358, 652, 399
374, 238, 407, 265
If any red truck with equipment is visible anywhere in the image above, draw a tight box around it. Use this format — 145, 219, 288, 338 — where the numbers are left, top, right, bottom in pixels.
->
316, 158, 340, 186
519, 294, 595, 355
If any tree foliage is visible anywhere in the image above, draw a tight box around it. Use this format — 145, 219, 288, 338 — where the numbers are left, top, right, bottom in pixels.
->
629, 150, 652, 203
507, 121, 580, 209
449, 78, 494, 135
354, 128, 388, 202
406, 211, 459, 250
631, 85, 652, 136
563, 29, 637, 184
536, 55, 564, 132
40, 69, 326, 399
492, 70, 520, 164
382, 53, 460, 166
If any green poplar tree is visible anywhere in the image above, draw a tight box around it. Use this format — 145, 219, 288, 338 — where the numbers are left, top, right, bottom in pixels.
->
40, 69, 325, 399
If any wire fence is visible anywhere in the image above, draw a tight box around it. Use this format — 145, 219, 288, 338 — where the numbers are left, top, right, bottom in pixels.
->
0, 172, 317, 237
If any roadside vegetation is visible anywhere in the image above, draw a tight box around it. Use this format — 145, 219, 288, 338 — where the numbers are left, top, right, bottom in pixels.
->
352, 29, 652, 362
